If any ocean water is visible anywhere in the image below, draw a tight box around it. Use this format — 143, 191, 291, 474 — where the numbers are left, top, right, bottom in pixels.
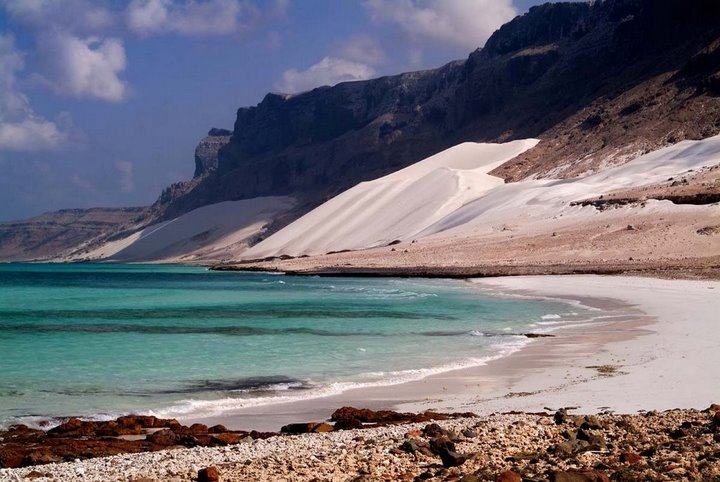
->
0, 263, 587, 427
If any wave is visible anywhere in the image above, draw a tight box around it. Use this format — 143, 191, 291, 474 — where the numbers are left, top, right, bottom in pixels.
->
147, 337, 531, 420
0, 323, 391, 337
0, 306, 457, 322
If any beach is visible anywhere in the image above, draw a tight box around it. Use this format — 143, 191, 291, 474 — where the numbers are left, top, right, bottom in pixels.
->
2, 274, 718, 481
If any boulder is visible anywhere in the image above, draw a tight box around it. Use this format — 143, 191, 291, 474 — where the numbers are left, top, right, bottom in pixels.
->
280, 422, 334, 434
197, 465, 220, 482
437, 446, 470, 468
147, 429, 179, 446
619, 451, 643, 464
550, 470, 610, 482
496, 471, 522, 482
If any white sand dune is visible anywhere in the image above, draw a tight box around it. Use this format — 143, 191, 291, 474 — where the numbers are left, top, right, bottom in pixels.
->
76, 196, 295, 263
244, 139, 539, 258
245, 135, 720, 259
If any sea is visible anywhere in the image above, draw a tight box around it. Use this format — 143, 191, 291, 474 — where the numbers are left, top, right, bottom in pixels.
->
0, 263, 589, 428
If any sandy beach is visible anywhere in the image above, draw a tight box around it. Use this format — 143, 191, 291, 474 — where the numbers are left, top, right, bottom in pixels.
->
2, 274, 718, 481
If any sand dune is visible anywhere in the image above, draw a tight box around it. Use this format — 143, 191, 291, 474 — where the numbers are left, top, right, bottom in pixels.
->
75, 197, 295, 263
244, 140, 539, 258
244, 135, 720, 260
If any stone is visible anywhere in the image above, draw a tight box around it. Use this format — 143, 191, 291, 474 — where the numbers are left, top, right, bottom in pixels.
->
280, 422, 334, 434
437, 447, 470, 468
496, 470, 522, 482
619, 451, 643, 464
197, 465, 220, 482
400, 438, 433, 457
422, 423, 451, 439
550, 470, 610, 482
147, 429, 179, 446
208, 424, 228, 434
461, 428, 478, 438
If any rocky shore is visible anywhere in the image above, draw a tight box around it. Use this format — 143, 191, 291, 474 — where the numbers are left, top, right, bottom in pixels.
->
2, 406, 720, 481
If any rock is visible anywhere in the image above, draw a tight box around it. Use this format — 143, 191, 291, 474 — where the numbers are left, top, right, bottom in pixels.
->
705, 403, 720, 412
48, 418, 95, 437
197, 465, 220, 482
496, 470, 522, 482
400, 438, 433, 457
462, 428, 478, 438
147, 429, 179, 446
712, 411, 720, 426
24, 470, 51, 480
208, 424, 228, 434
280, 422, 334, 434
422, 423, 451, 439
551, 470, 610, 482
0, 447, 25, 468
554, 409, 568, 425
619, 451, 643, 464
334, 417, 363, 430
188, 423, 209, 434
211, 433, 245, 445
460, 475, 481, 482
22, 449, 63, 466
437, 446, 470, 468
582, 415, 603, 429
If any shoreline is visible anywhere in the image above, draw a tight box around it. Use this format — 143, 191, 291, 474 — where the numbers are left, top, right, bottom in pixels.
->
2, 274, 719, 480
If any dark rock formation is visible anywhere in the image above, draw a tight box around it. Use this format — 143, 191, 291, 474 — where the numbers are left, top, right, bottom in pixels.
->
194, 128, 232, 178
152, 0, 720, 223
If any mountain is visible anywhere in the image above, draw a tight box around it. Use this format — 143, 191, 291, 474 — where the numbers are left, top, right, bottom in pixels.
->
0, 208, 146, 262
2, 0, 720, 263
151, 0, 720, 223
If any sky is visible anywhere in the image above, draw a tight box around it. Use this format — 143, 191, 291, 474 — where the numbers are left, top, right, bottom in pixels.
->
0, 0, 549, 221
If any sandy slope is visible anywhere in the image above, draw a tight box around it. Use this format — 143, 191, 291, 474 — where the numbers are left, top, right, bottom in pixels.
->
236, 136, 720, 273
244, 140, 539, 258
72, 197, 295, 263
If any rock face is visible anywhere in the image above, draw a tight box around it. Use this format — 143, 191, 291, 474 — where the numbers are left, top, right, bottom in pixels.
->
0, 207, 147, 262
194, 128, 232, 178
153, 0, 720, 222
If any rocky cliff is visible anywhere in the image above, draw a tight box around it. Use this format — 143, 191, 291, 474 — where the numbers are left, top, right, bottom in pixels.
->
3, 0, 720, 261
151, 0, 720, 222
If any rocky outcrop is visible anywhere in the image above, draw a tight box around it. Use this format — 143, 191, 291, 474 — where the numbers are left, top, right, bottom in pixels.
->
151, 0, 720, 224
194, 128, 232, 178
0, 207, 146, 262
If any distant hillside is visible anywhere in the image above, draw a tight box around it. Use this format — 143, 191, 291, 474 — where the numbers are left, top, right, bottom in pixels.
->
0, 208, 146, 262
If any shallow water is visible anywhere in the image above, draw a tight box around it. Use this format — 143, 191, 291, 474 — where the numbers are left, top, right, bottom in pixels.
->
0, 263, 586, 426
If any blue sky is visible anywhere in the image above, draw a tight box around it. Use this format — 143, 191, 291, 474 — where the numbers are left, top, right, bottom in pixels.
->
0, 0, 549, 221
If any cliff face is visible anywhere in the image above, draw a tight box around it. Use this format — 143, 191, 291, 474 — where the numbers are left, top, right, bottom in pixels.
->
151, 0, 720, 222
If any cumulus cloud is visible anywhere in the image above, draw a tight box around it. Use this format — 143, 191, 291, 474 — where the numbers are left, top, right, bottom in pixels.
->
36, 33, 128, 102
126, 0, 259, 36
1, 0, 114, 32
0, 34, 65, 151
341, 35, 386, 65
115, 160, 135, 193
364, 0, 516, 49
276, 56, 377, 94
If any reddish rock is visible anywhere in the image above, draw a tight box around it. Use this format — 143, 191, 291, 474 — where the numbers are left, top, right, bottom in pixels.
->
48, 418, 95, 437
188, 423, 209, 434
619, 451, 643, 464
0, 447, 24, 468
497, 471, 522, 482
210, 433, 248, 445
208, 424, 228, 434
280, 422, 334, 434
550, 470, 610, 482
197, 465, 219, 482
147, 429, 179, 446
330, 406, 474, 428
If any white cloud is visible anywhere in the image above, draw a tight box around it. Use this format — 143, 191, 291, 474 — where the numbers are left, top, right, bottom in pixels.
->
364, 0, 516, 49
115, 160, 135, 193
341, 35, 386, 66
1, 0, 114, 32
276, 57, 377, 94
126, 0, 258, 36
0, 34, 65, 151
37, 33, 128, 102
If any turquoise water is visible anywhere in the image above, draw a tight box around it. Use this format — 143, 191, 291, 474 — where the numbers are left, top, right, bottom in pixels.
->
0, 263, 584, 427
